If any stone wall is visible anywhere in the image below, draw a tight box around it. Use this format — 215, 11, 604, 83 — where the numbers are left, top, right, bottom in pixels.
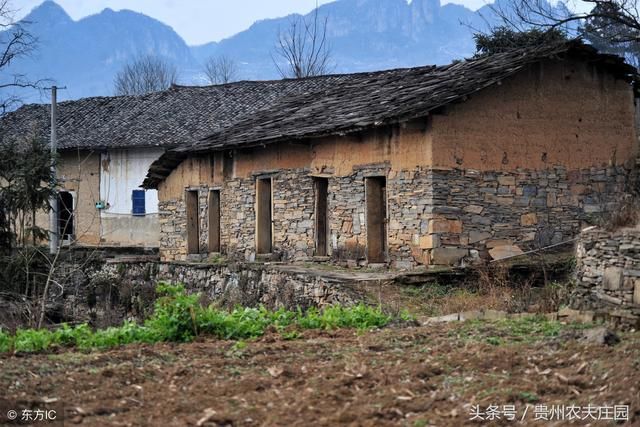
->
415, 164, 634, 267
272, 169, 316, 259
158, 163, 634, 268
64, 260, 363, 328
159, 198, 187, 261
573, 227, 640, 328
220, 177, 255, 259
329, 163, 388, 264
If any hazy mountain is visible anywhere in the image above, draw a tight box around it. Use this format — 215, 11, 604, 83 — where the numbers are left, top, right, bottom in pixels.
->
3, 0, 499, 102
194, 0, 495, 79
4, 1, 198, 103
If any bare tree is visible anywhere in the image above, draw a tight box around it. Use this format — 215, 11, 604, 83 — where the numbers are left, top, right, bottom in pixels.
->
114, 55, 178, 96
203, 55, 238, 85
272, 5, 333, 79
488, 0, 640, 54
0, 0, 42, 115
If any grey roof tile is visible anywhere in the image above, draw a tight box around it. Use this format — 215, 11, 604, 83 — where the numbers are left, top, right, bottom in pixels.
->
0, 76, 350, 150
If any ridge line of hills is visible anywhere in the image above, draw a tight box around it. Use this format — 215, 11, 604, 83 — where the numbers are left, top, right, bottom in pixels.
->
4, 0, 501, 103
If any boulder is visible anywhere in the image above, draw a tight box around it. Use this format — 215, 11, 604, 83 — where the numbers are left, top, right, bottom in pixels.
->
488, 245, 524, 261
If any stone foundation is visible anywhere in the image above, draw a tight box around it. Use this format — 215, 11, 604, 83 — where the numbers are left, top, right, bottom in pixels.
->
159, 164, 634, 269
573, 227, 640, 328
63, 260, 364, 328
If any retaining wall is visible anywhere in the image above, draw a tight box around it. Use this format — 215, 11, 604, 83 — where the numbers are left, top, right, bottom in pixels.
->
573, 227, 640, 328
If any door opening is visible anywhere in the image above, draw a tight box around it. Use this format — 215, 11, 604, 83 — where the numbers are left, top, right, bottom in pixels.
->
256, 177, 272, 254
314, 177, 329, 256
57, 191, 74, 242
186, 190, 199, 255
208, 190, 221, 253
365, 177, 387, 263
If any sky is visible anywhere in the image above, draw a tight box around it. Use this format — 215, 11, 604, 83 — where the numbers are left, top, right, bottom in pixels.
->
13, 0, 490, 45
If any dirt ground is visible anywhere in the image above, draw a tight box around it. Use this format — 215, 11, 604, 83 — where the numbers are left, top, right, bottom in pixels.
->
1, 320, 639, 427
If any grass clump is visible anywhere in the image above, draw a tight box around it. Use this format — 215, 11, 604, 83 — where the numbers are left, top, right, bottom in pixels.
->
458, 314, 595, 345
297, 304, 389, 330
0, 283, 392, 354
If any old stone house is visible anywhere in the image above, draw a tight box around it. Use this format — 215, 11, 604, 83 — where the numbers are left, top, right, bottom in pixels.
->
143, 42, 638, 268
0, 79, 339, 247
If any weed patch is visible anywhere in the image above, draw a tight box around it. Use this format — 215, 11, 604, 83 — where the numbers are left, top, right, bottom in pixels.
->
0, 283, 393, 354
457, 315, 596, 345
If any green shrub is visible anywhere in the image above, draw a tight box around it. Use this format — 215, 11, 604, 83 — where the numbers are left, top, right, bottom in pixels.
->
223, 307, 272, 339
88, 322, 159, 349
297, 307, 323, 329
337, 303, 389, 329
14, 328, 54, 352
297, 304, 389, 330
52, 323, 94, 348
144, 282, 200, 342
267, 307, 297, 330
0, 329, 12, 353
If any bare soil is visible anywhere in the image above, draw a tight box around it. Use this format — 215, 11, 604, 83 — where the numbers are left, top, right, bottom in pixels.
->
1, 321, 639, 426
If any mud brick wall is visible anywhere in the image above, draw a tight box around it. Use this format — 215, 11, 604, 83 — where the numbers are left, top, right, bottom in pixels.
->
573, 228, 640, 327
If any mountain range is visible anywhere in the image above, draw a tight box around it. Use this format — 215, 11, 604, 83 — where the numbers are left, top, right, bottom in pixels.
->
4, 0, 500, 103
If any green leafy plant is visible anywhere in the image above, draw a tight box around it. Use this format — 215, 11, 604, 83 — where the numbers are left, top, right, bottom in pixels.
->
14, 328, 53, 352
1, 283, 394, 354
281, 330, 301, 340
145, 282, 200, 342
486, 336, 503, 346
0, 329, 12, 353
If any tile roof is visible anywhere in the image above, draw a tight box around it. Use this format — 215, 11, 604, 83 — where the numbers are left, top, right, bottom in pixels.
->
189, 41, 636, 153
0, 76, 351, 150
1, 41, 632, 190
143, 41, 636, 189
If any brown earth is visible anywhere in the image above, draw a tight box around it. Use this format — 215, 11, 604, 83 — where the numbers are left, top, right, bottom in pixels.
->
1, 321, 639, 427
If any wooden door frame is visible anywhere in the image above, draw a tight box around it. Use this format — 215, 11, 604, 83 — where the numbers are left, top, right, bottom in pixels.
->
208, 188, 221, 254
313, 177, 329, 257
185, 189, 200, 255
255, 176, 273, 255
365, 176, 388, 263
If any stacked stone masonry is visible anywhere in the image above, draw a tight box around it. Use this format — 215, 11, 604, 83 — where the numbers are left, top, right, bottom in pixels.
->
573, 228, 640, 327
159, 164, 634, 269
55, 259, 363, 329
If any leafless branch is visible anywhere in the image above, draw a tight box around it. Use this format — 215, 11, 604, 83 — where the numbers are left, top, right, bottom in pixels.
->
0, 0, 41, 114
114, 55, 178, 96
272, 4, 333, 79
489, 0, 640, 44
203, 55, 238, 85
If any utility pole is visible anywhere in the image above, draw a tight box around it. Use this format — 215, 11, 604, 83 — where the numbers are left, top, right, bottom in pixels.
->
48, 86, 58, 254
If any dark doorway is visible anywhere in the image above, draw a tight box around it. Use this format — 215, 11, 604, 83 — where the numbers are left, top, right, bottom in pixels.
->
314, 178, 329, 256
256, 177, 272, 254
186, 190, 199, 255
365, 177, 387, 263
208, 190, 221, 253
57, 191, 74, 241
